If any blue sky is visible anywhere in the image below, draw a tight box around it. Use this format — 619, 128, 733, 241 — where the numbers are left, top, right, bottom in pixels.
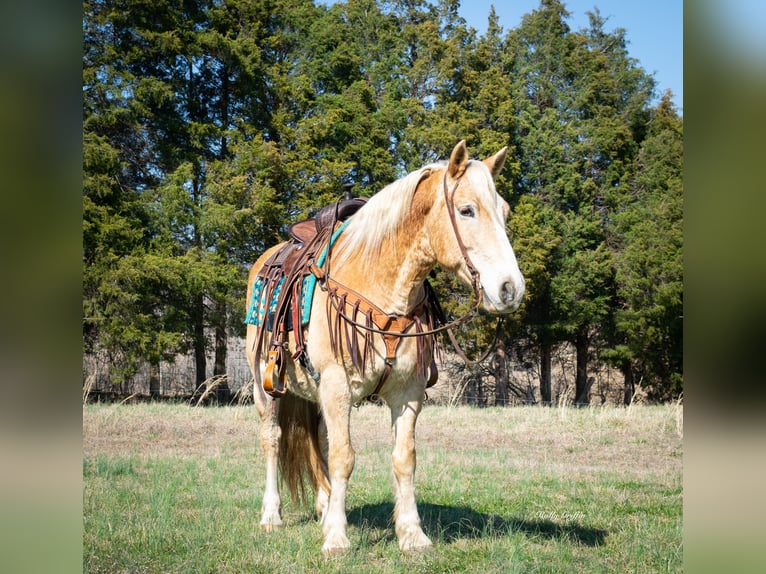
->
318, 0, 683, 112
458, 1, 683, 111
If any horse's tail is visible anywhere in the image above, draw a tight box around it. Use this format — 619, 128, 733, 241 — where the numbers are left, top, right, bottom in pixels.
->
278, 392, 329, 507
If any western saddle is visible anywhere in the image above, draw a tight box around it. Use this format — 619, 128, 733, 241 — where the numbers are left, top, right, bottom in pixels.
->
249, 196, 368, 397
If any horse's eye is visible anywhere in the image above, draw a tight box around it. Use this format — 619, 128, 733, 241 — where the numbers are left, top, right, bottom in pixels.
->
458, 205, 476, 218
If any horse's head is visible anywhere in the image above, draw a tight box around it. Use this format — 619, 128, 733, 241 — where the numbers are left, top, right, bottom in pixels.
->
429, 140, 525, 314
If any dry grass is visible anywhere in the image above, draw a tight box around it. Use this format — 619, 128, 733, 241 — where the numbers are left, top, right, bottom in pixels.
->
83, 401, 682, 481
82, 401, 260, 458
352, 403, 682, 483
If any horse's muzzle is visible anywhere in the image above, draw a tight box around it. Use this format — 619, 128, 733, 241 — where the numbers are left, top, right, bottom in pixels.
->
485, 275, 525, 314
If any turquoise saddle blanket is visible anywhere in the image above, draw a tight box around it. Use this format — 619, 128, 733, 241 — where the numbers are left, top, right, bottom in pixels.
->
244, 220, 350, 328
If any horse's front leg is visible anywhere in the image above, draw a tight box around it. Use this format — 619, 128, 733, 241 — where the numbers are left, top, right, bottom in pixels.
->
390, 394, 433, 553
318, 369, 355, 555
314, 415, 330, 522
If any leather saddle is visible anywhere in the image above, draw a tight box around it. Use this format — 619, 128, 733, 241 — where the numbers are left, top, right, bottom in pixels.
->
252, 196, 367, 397
287, 196, 367, 244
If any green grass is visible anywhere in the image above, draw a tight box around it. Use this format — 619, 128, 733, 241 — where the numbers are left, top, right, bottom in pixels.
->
83, 402, 682, 573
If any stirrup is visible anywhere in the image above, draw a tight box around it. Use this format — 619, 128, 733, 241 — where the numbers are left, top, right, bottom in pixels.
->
263, 342, 288, 397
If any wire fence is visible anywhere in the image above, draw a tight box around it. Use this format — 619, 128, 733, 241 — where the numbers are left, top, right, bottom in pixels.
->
83, 338, 639, 407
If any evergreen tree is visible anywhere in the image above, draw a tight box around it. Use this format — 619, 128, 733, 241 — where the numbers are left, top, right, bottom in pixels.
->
505, 0, 655, 404
509, 195, 562, 404
83, 0, 185, 387
83, 0, 291, 393
605, 92, 683, 401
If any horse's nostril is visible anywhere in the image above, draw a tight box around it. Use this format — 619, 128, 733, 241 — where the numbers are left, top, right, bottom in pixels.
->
501, 281, 514, 304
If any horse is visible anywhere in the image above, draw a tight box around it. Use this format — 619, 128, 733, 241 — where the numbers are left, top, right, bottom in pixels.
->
245, 140, 525, 555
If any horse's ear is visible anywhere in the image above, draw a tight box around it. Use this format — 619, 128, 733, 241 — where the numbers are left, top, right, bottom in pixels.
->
483, 146, 508, 179
448, 140, 469, 178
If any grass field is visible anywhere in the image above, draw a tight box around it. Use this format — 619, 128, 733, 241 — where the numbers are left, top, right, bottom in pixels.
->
83, 401, 682, 573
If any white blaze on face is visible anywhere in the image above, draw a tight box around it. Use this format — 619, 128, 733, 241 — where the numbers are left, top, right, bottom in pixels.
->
457, 163, 525, 314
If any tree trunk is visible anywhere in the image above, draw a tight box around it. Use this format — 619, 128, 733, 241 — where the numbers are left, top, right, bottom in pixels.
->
493, 346, 508, 406
219, 65, 229, 158
189, 142, 206, 393
622, 362, 635, 406
539, 341, 552, 405
466, 376, 476, 406
193, 292, 206, 392
213, 298, 231, 403
149, 362, 161, 399
574, 329, 590, 405
466, 373, 484, 407
213, 304, 227, 376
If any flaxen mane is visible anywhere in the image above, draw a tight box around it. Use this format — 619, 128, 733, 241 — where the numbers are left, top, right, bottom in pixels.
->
333, 159, 502, 269
332, 164, 439, 267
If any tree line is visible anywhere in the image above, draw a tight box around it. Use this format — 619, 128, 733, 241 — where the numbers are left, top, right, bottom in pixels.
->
83, 0, 682, 404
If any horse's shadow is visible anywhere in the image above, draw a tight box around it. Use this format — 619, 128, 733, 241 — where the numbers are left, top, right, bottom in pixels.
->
348, 502, 607, 546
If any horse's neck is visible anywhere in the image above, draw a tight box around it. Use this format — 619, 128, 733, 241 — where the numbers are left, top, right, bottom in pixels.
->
334, 227, 433, 317
330, 175, 441, 315
387, 232, 434, 314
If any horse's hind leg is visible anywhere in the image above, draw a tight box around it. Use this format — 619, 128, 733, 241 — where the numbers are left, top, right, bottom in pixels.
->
256, 392, 283, 531
246, 321, 283, 531
390, 395, 433, 553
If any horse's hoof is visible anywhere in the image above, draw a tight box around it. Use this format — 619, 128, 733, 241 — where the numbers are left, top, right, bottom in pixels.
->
399, 531, 433, 555
402, 542, 433, 556
322, 545, 349, 557
322, 531, 351, 556
259, 519, 283, 533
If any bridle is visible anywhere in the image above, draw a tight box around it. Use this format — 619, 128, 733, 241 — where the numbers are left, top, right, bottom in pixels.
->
441, 170, 484, 307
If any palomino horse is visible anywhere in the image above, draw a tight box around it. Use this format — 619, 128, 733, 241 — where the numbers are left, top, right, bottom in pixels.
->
245, 141, 525, 555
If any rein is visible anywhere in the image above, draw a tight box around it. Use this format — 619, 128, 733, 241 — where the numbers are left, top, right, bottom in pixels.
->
327, 288, 503, 367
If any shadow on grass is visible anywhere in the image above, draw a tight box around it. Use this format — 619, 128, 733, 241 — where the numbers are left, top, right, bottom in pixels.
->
348, 502, 607, 547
